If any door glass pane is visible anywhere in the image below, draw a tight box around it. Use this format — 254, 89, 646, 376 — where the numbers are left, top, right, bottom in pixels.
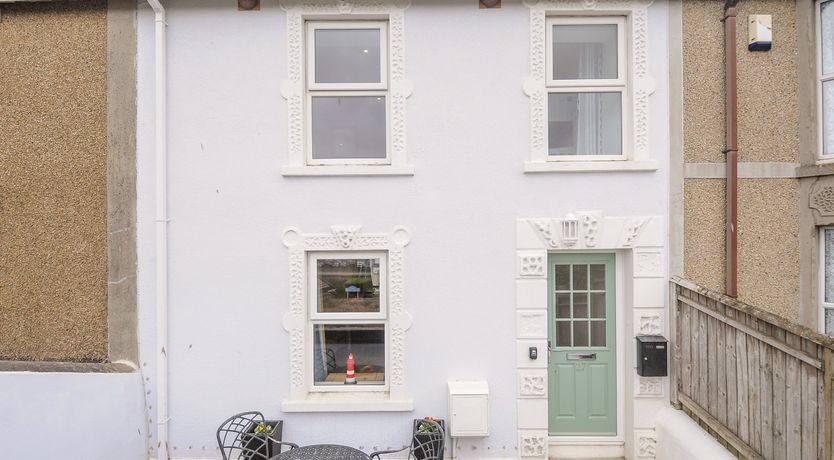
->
556, 321, 571, 346
825, 229, 834, 303
316, 258, 381, 313
555, 293, 571, 318
824, 80, 834, 156
548, 92, 623, 156
313, 324, 385, 385
590, 292, 606, 318
314, 28, 382, 84
590, 321, 606, 347
589, 264, 605, 290
822, 1, 834, 75
311, 96, 386, 160
573, 292, 589, 318
572, 264, 588, 290
552, 24, 618, 80
573, 321, 589, 347
555, 264, 571, 290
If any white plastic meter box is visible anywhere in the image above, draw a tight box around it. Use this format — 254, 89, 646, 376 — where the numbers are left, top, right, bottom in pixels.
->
447, 381, 489, 437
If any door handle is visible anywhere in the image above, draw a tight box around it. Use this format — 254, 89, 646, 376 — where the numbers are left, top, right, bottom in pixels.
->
566, 352, 597, 361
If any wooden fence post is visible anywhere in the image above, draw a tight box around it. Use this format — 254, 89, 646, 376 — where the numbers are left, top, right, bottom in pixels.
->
824, 347, 834, 460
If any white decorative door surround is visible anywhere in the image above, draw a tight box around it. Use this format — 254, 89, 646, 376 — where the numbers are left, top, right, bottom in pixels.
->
516, 214, 667, 459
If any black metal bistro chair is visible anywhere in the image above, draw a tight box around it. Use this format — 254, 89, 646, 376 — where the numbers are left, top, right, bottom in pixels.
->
217, 411, 298, 460
370, 419, 445, 460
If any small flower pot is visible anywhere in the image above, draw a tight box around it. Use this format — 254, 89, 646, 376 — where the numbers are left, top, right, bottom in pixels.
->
412, 418, 445, 460
241, 420, 284, 459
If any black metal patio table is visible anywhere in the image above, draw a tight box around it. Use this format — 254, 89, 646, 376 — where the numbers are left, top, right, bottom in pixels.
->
269, 444, 371, 460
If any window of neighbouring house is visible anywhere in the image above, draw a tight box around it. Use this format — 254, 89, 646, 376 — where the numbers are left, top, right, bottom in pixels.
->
821, 228, 834, 336
546, 16, 627, 160
309, 253, 388, 389
819, 0, 834, 159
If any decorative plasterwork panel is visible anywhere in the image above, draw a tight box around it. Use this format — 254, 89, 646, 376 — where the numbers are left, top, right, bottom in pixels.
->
634, 308, 664, 336
635, 430, 657, 459
518, 311, 548, 338
635, 376, 663, 398
518, 252, 546, 277
281, 225, 413, 402
522, 0, 655, 166
634, 247, 663, 277
518, 371, 547, 397
279, 1, 414, 174
811, 181, 834, 216
519, 432, 547, 458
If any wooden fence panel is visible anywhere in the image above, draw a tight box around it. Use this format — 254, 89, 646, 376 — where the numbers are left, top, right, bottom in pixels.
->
672, 278, 834, 460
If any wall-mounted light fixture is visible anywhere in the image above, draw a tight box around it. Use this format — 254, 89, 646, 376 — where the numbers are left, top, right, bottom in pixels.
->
238, 0, 260, 11
480, 0, 501, 8
561, 213, 578, 247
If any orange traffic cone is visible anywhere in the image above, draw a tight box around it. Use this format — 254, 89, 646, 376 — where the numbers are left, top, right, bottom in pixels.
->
345, 353, 356, 384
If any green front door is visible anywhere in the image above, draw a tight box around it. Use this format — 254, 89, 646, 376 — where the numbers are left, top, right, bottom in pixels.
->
548, 253, 617, 436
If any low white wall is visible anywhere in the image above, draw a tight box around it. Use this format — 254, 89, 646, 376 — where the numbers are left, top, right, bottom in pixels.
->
0, 372, 147, 460
655, 408, 734, 460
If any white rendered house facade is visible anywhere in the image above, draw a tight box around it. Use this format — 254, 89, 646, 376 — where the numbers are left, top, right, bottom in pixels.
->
133, 1, 672, 459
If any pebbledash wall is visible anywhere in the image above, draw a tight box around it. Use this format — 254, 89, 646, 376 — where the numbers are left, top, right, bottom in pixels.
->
135, 1, 670, 459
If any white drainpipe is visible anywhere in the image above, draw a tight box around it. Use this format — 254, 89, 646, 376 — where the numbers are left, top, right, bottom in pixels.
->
146, 1, 169, 459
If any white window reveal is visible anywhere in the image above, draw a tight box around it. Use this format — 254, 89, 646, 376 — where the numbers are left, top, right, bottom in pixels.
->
310, 253, 388, 389
281, 226, 413, 412
820, 227, 834, 336
546, 17, 626, 159
524, 1, 658, 172
819, 0, 834, 160
281, 2, 414, 176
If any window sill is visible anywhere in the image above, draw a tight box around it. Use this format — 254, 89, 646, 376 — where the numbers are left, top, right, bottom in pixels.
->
282, 393, 414, 412
281, 164, 415, 177
524, 160, 658, 173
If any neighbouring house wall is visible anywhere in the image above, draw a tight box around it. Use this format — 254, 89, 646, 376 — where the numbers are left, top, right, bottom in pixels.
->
0, 1, 109, 361
0, 372, 147, 460
682, 0, 802, 320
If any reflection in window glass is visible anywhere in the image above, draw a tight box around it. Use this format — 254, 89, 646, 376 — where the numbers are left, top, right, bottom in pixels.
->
548, 92, 622, 156
573, 321, 589, 347
315, 28, 382, 84
822, 1, 833, 76
557, 321, 571, 347
313, 324, 385, 385
552, 24, 618, 80
826, 229, 834, 303
311, 96, 387, 160
317, 258, 381, 313
824, 80, 834, 156
591, 321, 606, 347
590, 292, 606, 318
555, 265, 571, 290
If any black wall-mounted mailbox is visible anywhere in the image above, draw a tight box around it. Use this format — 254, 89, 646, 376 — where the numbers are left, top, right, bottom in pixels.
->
636, 335, 668, 377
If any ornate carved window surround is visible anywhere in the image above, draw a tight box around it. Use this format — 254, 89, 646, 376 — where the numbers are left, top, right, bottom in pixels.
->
279, 0, 415, 177
522, 0, 658, 173
281, 225, 413, 412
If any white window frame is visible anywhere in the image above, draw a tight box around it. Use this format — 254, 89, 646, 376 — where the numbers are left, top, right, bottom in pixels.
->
819, 227, 834, 335
306, 21, 389, 92
305, 22, 392, 167
281, 225, 413, 412
308, 252, 388, 321
280, 2, 414, 177
545, 16, 628, 162
307, 251, 389, 392
523, 1, 658, 173
817, 0, 834, 161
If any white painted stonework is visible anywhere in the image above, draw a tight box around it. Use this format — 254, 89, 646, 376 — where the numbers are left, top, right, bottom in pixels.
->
515, 214, 669, 459
129, 0, 671, 458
